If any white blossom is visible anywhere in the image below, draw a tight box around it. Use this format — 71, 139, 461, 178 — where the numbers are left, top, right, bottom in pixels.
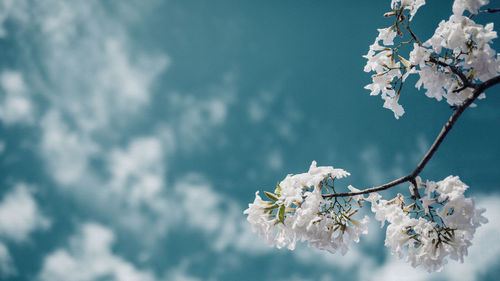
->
382, 96, 405, 119
452, 0, 489, 16
365, 0, 499, 117
369, 176, 487, 272
391, 0, 426, 20
377, 27, 398, 46
244, 161, 369, 255
408, 43, 431, 67
243, 191, 277, 245
435, 176, 488, 237
279, 161, 349, 207
414, 65, 453, 101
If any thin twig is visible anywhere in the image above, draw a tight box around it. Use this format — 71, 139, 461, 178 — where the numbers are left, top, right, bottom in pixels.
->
323, 74, 500, 199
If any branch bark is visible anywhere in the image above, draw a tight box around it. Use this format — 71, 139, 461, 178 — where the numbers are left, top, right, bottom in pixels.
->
428, 56, 472, 88
481, 8, 500, 14
324, 74, 500, 198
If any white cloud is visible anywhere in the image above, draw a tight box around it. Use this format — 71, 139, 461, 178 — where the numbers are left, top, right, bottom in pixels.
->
275, 274, 336, 281
0, 140, 5, 154
164, 260, 202, 281
0, 183, 50, 242
0, 70, 34, 125
267, 149, 283, 171
108, 137, 165, 207
19, 0, 168, 186
99, 136, 171, 243
40, 110, 97, 186
4, 0, 173, 243
38, 222, 158, 281
359, 146, 386, 185
412, 135, 429, 163
1, 0, 237, 245
0, 0, 28, 38
172, 174, 272, 255
167, 73, 236, 150
359, 139, 429, 187
247, 90, 276, 123
45, 134, 172, 245
368, 255, 429, 281
3, 1, 238, 247
32, 0, 169, 134
294, 242, 375, 274
0, 242, 15, 278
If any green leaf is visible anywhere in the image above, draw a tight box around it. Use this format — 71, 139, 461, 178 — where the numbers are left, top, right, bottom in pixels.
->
278, 205, 285, 224
264, 191, 279, 202
263, 204, 279, 211
275, 182, 282, 197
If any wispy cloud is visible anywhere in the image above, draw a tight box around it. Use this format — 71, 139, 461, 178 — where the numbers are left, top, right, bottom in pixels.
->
166, 73, 236, 151
0, 183, 50, 277
0, 70, 34, 126
0, 183, 50, 242
38, 222, 158, 281
0, 242, 15, 278
171, 174, 271, 255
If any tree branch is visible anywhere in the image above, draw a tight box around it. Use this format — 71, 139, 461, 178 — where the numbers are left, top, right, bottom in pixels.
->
428, 56, 472, 88
324, 74, 500, 198
470, 8, 500, 19
480, 8, 500, 14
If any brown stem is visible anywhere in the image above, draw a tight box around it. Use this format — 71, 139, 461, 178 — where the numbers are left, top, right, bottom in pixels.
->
324, 74, 500, 199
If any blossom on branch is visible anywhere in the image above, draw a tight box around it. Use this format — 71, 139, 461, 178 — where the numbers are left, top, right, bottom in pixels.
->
364, 0, 499, 117
452, 0, 490, 16
244, 161, 369, 254
368, 176, 487, 272
246, 0, 498, 273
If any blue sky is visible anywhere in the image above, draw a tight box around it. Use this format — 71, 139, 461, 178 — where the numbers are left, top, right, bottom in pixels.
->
0, 0, 499, 280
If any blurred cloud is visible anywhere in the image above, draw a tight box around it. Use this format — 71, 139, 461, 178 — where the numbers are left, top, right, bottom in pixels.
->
359, 136, 430, 187
0, 242, 15, 277
164, 260, 202, 281
0, 183, 50, 278
267, 149, 283, 171
20, 0, 239, 252
0, 140, 5, 154
0, 183, 50, 242
0, 0, 171, 242
40, 110, 97, 186
108, 137, 165, 207
166, 73, 236, 151
0, 0, 498, 280
0, 70, 34, 126
0, 0, 28, 38
38, 222, 157, 281
360, 145, 385, 185
247, 90, 276, 123
172, 174, 271, 255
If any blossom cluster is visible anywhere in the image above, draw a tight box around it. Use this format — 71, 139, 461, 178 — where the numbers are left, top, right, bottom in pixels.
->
245, 0, 495, 273
244, 161, 369, 254
245, 161, 487, 272
364, 0, 499, 118
368, 176, 487, 272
